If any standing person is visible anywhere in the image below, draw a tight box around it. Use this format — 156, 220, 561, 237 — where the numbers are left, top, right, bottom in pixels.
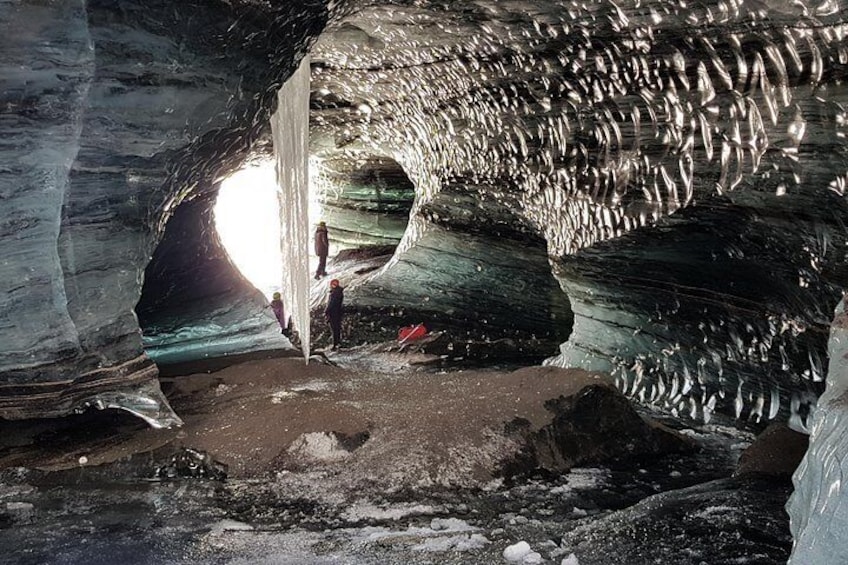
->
270, 292, 290, 336
314, 221, 329, 280
325, 279, 344, 350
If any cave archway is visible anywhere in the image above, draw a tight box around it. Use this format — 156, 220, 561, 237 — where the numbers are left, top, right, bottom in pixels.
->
135, 189, 285, 366
135, 149, 419, 365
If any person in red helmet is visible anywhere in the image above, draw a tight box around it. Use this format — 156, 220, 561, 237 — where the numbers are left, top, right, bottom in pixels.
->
325, 279, 344, 350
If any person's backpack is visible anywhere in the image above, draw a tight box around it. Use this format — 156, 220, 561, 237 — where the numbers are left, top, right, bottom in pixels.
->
397, 324, 428, 343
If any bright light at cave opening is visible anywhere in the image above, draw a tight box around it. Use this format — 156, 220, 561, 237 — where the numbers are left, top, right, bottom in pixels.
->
214, 159, 326, 300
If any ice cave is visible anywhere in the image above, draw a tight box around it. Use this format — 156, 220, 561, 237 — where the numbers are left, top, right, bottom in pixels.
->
3, 0, 848, 562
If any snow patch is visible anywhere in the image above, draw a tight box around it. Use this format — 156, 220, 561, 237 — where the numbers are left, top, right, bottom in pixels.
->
691, 505, 736, 519
209, 519, 254, 535
341, 501, 438, 522
549, 468, 610, 494
290, 380, 333, 393
411, 533, 490, 552
287, 432, 350, 462
270, 390, 297, 403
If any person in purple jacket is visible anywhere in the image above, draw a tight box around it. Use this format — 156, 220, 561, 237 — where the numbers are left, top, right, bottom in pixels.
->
314, 221, 329, 280
270, 292, 290, 336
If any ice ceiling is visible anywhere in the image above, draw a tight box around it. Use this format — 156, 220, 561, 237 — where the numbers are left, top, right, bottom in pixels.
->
308, 0, 848, 428
2, 0, 848, 432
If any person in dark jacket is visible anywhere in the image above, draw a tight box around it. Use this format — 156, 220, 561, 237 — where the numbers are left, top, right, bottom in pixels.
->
270, 292, 290, 336
314, 221, 329, 279
325, 279, 344, 350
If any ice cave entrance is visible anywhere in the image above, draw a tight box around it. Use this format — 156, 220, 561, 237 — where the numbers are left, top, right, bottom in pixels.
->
214, 154, 416, 298
214, 160, 325, 300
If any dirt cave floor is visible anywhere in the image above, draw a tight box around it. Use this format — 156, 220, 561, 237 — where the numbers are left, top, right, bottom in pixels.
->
0, 348, 795, 564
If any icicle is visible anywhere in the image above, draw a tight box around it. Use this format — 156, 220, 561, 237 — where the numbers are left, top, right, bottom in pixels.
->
271, 56, 312, 361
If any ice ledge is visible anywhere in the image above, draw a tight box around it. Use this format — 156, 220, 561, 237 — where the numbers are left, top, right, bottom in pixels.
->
788, 298, 848, 563
0, 354, 181, 429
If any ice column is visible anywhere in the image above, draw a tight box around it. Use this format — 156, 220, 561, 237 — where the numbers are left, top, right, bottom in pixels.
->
271, 56, 311, 361
787, 298, 848, 563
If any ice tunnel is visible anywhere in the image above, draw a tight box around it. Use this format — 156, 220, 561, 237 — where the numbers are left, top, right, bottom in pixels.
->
4, 0, 848, 559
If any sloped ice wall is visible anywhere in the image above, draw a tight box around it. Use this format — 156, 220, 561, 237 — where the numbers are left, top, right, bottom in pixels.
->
788, 298, 848, 563
0, 0, 330, 421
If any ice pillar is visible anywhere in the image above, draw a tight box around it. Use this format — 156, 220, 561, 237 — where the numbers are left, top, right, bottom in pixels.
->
271, 56, 311, 361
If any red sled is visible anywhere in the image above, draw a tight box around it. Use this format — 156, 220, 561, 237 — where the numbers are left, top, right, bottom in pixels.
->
398, 323, 428, 343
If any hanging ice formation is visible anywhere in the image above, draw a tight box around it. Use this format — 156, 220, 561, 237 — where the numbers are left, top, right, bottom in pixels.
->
271, 56, 311, 361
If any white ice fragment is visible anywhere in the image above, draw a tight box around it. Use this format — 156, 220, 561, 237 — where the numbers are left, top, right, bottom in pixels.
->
412, 533, 490, 552
562, 555, 580, 565
789, 299, 848, 563
430, 517, 474, 531
208, 519, 254, 535
504, 541, 532, 562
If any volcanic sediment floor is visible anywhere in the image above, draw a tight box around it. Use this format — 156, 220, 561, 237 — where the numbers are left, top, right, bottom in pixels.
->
0, 349, 792, 564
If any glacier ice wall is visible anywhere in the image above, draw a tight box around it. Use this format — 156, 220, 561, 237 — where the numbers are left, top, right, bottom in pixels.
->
545, 189, 847, 425
0, 1, 331, 419
788, 299, 848, 563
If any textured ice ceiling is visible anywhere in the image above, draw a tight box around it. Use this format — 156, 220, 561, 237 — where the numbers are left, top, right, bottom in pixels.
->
310, 0, 848, 427
2, 0, 848, 437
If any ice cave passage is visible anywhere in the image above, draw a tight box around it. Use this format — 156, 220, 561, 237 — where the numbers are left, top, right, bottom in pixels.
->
4, 0, 848, 562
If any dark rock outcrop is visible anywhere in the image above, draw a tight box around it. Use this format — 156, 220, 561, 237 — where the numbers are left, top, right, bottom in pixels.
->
560, 475, 793, 565
735, 423, 808, 477
503, 383, 694, 477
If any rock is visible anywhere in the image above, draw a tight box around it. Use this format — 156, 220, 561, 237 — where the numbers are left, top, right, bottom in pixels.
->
155, 448, 227, 481
503, 383, 695, 476
560, 475, 792, 564
3, 501, 35, 525
735, 423, 808, 477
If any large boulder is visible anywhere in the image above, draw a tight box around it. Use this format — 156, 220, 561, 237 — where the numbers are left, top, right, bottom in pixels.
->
735, 423, 808, 478
503, 382, 695, 476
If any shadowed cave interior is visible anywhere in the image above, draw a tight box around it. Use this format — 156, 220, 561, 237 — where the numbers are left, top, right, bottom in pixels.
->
5, 0, 848, 563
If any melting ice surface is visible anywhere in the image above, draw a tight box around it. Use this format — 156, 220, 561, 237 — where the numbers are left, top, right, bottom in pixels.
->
788, 299, 848, 564
272, 56, 312, 360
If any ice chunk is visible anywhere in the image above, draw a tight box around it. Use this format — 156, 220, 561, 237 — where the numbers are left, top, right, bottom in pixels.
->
504, 540, 532, 562
523, 552, 543, 564
208, 519, 254, 535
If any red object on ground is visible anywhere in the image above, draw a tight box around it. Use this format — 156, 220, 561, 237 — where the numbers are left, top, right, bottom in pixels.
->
398, 324, 428, 342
